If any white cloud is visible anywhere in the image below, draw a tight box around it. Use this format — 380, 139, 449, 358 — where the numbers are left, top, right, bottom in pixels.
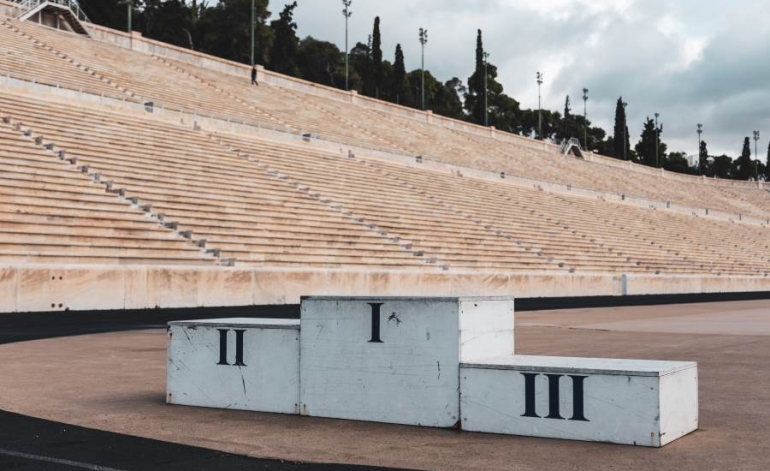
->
290, 0, 770, 158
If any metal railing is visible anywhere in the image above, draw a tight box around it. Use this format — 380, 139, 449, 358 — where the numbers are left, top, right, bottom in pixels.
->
560, 137, 582, 155
11, 0, 91, 23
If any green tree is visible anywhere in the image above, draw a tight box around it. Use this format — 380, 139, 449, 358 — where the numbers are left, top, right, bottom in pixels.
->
465, 30, 501, 125
391, 44, 408, 105
138, 0, 199, 50
296, 36, 345, 88
196, 0, 271, 65
664, 151, 692, 174
612, 97, 630, 160
78, 0, 136, 31
635, 117, 666, 167
711, 154, 733, 179
765, 141, 770, 180
349, 39, 372, 94
558, 95, 572, 141
732, 137, 753, 180
371, 17, 383, 98
699, 140, 709, 175
406, 70, 464, 119
269, 1, 299, 76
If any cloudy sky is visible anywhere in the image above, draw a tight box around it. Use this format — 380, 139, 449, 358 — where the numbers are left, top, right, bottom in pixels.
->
286, 0, 769, 158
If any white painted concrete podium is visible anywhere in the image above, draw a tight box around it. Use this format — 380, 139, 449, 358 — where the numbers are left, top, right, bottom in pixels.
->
460, 356, 698, 447
166, 297, 698, 447
299, 297, 515, 426
167, 318, 300, 414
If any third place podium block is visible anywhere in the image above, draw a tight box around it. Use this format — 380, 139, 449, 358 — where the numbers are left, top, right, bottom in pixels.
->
299, 296, 516, 427
460, 355, 698, 447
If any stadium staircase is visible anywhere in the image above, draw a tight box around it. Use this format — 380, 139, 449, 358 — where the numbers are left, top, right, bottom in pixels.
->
11, 0, 89, 35
0, 114, 217, 265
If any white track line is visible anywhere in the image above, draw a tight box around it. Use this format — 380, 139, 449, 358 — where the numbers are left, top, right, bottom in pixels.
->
0, 447, 125, 471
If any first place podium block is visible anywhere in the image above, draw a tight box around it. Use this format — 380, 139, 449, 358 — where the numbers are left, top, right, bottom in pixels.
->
299, 297, 515, 427
167, 318, 300, 414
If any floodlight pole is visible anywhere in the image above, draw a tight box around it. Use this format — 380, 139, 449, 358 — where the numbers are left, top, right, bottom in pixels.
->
342, 1, 352, 91
419, 28, 428, 111
484, 51, 489, 127
697, 124, 703, 175
655, 112, 660, 168
582, 88, 589, 151
127, 0, 132, 33
536, 72, 543, 139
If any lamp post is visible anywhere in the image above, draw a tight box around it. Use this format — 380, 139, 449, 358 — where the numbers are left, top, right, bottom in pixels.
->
582, 88, 589, 150
127, 0, 132, 33
622, 101, 628, 161
419, 28, 428, 110
697, 124, 703, 175
342, 0, 352, 91
536, 72, 543, 139
484, 51, 490, 127
654, 112, 660, 168
754, 131, 761, 180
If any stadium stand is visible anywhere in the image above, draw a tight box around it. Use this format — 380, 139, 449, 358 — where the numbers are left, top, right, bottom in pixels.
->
0, 13, 769, 312
0, 115, 214, 265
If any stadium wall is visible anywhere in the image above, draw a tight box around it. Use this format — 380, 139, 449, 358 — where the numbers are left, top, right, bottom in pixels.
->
2, 264, 770, 313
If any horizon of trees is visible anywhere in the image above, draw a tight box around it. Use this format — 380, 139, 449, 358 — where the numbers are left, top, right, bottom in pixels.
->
77, 0, 767, 181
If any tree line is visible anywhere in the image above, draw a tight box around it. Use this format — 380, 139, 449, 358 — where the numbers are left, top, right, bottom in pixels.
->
79, 0, 769, 181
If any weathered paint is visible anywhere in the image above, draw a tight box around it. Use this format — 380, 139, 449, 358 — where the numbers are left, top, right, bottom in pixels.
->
166, 318, 300, 414
298, 296, 514, 427
460, 355, 698, 447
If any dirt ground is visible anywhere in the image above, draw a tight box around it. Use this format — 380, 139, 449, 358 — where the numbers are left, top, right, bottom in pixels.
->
1, 300, 769, 471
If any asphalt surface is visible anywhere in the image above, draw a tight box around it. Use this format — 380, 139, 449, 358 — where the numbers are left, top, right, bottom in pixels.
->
0, 409, 408, 471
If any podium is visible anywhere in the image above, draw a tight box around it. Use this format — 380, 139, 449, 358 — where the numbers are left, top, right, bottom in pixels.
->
166, 297, 698, 447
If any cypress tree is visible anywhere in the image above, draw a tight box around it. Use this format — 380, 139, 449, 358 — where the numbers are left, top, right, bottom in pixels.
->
561, 95, 571, 140
371, 16, 383, 98
634, 117, 666, 167
699, 140, 709, 175
392, 44, 407, 105
612, 97, 629, 160
465, 29, 486, 124
733, 137, 753, 180
765, 141, 770, 180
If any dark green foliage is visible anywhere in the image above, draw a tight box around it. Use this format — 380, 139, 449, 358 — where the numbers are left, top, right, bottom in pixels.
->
296, 37, 345, 88
138, 0, 199, 50
664, 152, 693, 174
612, 98, 630, 160
699, 140, 709, 175
765, 141, 770, 180
268, 2, 299, 76
371, 17, 383, 98
732, 137, 754, 180
391, 44, 408, 105
559, 95, 571, 140
711, 155, 733, 179
405, 70, 464, 119
635, 117, 666, 167
195, 0, 272, 65
77, 0, 135, 31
